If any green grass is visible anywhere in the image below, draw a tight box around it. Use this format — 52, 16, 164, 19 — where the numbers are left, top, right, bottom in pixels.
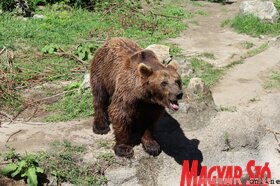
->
241, 41, 254, 49
225, 59, 244, 69
190, 1, 204, 7
38, 140, 109, 185
195, 10, 209, 16
198, 52, 216, 60
1, 140, 113, 185
264, 71, 280, 89
274, 0, 280, 12
0, 1, 190, 118
44, 89, 93, 122
229, 14, 280, 37
245, 43, 268, 58
182, 57, 224, 86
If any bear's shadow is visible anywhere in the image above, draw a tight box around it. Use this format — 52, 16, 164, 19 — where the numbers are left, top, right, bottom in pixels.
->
154, 112, 203, 171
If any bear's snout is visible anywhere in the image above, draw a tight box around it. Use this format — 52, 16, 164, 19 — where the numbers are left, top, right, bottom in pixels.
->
176, 91, 183, 100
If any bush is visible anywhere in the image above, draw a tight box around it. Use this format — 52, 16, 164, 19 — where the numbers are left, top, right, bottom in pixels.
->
0, 0, 17, 11
0, 0, 144, 12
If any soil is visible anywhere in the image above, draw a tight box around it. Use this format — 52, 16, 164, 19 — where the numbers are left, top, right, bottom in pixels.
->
1, 0, 280, 185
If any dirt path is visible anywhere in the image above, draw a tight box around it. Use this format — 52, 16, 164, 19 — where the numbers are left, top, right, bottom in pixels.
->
213, 47, 280, 107
1, 1, 280, 186
169, 1, 265, 67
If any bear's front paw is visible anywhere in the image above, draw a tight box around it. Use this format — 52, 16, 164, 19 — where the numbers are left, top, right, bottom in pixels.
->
92, 122, 110, 135
114, 144, 134, 158
142, 140, 161, 157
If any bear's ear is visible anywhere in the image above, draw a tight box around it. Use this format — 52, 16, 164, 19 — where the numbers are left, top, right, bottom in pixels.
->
167, 60, 179, 71
138, 63, 153, 78
131, 50, 157, 62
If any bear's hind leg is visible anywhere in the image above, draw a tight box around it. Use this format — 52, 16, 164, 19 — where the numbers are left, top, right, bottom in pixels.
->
92, 83, 110, 134
141, 129, 161, 156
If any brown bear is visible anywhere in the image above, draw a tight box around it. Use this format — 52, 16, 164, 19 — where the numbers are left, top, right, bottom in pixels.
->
90, 37, 183, 158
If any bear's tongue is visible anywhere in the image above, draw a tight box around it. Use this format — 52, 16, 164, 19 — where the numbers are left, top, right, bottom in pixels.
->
170, 101, 179, 111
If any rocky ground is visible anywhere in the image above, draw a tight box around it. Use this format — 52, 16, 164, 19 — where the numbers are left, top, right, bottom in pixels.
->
1, 0, 280, 185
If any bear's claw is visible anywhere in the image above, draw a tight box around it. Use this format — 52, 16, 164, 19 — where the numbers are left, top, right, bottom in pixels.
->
142, 140, 161, 157
114, 144, 134, 158
92, 123, 110, 135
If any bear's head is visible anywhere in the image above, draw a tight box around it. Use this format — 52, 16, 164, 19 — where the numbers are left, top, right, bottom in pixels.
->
132, 50, 183, 111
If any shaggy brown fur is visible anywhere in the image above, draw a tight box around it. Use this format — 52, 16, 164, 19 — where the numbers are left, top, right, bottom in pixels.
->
90, 37, 183, 158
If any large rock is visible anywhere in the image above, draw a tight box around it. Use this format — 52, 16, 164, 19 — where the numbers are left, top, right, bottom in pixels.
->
240, 0, 279, 23
145, 44, 171, 63
168, 78, 216, 131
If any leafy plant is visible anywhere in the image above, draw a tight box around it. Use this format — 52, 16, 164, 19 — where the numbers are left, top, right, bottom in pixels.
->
41, 44, 59, 54
1, 147, 44, 186
75, 44, 97, 60
39, 140, 108, 185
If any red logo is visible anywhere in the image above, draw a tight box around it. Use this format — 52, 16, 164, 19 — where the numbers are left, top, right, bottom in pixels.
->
180, 160, 271, 186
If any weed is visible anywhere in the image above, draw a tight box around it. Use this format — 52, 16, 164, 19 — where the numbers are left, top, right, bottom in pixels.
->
249, 97, 260, 103
195, 10, 209, 16
229, 14, 280, 36
182, 75, 192, 86
241, 41, 254, 49
75, 43, 98, 61
215, 106, 237, 112
97, 152, 115, 164
39, 140, 108, 185
41, 44, 59, 54
165, 43, 183, 57
264, 70, 280, 89
190, 58, 224, 86
98, 141, 111, 149
245, 43, 268, 58
225, 59, 244, 69
190, 1, 204, 7
199, 52, 216, 60
223, 131, 234, 151
0, 146, 44, 186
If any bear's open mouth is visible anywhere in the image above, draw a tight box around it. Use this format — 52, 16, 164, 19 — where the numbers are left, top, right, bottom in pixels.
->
169, 100, 179, 111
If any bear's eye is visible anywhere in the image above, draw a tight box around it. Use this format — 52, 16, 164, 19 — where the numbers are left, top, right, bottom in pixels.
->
175, 79, 181, 86
161, 81, 168, 88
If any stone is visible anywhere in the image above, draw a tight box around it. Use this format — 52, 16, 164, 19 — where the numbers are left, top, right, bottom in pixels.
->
167, 78, 216, 130
240, 0, 279, 23
145, 44, 171, 63
79, 73, 90, 91
33, 14, 45, 19
269, 35, 280, 48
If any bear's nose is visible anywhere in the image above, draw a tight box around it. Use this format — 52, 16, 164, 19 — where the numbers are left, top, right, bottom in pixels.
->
176, 91, 183, 100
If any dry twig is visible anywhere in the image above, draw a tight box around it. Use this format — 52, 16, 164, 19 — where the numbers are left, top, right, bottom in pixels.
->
0, 112, 14, 123
53, 52, 86, 66
32, 88, 79, 103
0, 47, 7, 55
6, 130, 23, 143
25, 105, 39, 122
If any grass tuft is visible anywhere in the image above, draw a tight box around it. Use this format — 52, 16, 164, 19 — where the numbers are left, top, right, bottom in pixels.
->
190, 58, 224, 86
229, 14, 280, 37
45, 90, 93, 122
